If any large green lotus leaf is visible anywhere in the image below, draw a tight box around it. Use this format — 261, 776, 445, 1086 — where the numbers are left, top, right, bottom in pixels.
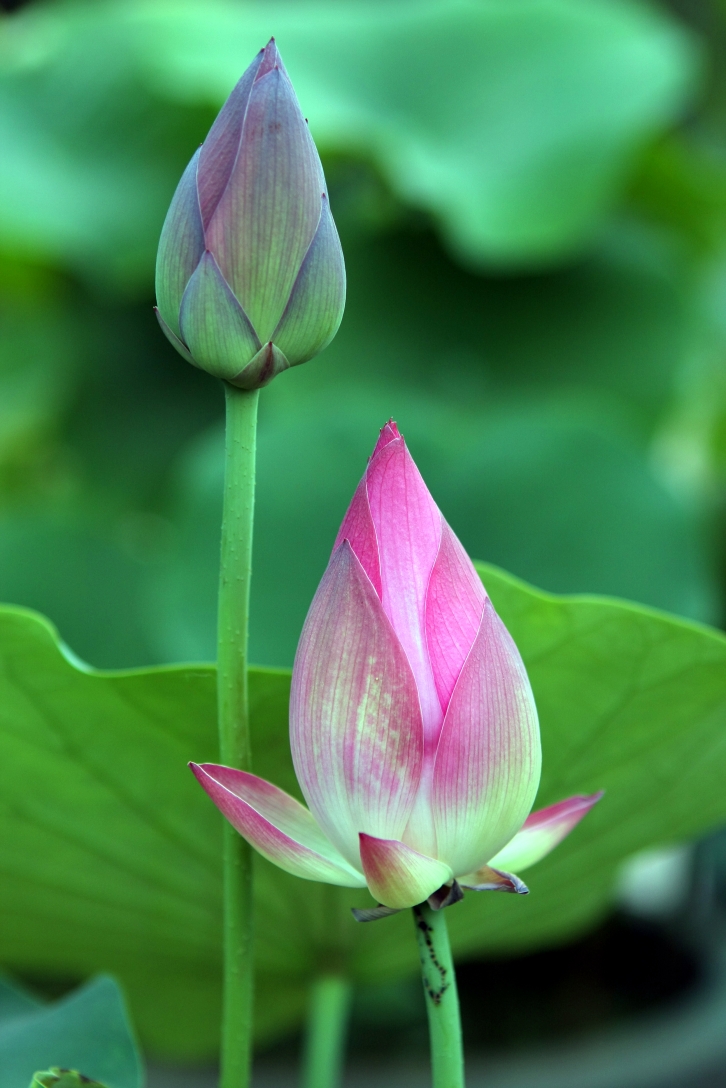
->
3, 563, 726, 1057
0, 977, 141, 1088
0, 0, 698, 280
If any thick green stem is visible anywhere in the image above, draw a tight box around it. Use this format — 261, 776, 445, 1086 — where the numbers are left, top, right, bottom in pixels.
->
218, 384, 259, 1088
301, 975, 353, 1088
413, 903, 465, 1088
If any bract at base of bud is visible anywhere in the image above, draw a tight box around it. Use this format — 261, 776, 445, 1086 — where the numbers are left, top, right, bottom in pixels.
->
228, 341, 290, 390
179, 251, 261, 381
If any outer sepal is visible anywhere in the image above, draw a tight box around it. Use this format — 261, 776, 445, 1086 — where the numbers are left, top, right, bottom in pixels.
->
459, 865, 529, 894
179, 251, 260, 380
228, 341, 290, 390
359, 833, 453, 909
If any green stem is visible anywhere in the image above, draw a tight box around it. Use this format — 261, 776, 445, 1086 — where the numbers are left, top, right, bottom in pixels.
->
218, 383, 260, 1088
413, 903, 465, 1088
301, 975, 353, 1088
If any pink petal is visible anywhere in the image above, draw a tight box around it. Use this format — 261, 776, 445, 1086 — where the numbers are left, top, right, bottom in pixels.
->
333, 482, 381, 597
425, 522, 487, 712
206, 59, 324, 342
365, 435, 444, 750
359, 833, 452, 909
433, 599, 541, 878
190, 763, 365, 887
487, 792, 604, 873
290, 541, 424, 868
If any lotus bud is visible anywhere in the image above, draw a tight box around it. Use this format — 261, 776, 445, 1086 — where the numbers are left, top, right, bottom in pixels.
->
191, 423, 602, 913
155, 39, 345, 389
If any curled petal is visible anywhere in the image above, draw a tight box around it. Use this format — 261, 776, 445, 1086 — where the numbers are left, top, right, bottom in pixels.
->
290, 542, 424, 867
272, 195, 346, 365
190, 763, 365, 887
433, 599, 541, 877
155, 148, 205, 338
179, 251, 260, 380
425, 523, 487, 713
459, 865, 529, 894
359, 833, 452, 910
487, 792, 604, 873
206, 62, 324, 341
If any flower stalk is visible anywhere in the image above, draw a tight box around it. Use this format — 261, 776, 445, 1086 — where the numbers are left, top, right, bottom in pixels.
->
217, 383, 259, 1088
413, 904, 464, 1088
302, 975, 353, 1088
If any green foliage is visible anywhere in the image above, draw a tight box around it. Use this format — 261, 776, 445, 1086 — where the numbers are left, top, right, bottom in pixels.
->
0, 976, 141, 1088
0, 0, 698, 280
1, 563, 726, 1057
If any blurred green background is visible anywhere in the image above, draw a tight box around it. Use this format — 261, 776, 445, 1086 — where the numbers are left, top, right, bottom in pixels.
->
3, 0, 726, 1079
1, 0, 724, 673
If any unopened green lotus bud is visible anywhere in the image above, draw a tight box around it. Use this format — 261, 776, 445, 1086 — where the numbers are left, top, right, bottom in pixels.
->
30, 1070, 108, 1088
155, 39, 346, 389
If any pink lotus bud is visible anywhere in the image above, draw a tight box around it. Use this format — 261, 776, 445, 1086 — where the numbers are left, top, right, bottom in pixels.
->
155, 39, 345, 390
191, 423, 602, 911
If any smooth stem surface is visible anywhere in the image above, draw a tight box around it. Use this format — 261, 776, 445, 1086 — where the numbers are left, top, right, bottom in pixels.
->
218, 384, 259, 1088
301, 975, 353, 1088
413, 903, 465, 1088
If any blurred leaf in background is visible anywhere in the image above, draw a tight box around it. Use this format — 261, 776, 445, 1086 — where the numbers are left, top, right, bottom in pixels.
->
0, 0, 722, 669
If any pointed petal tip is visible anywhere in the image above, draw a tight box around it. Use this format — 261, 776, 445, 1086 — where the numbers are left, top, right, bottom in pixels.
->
370, 420, 402, 460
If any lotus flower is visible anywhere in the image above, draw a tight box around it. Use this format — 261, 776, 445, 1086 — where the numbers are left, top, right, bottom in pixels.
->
155, 39, 345, 390
192, 423, 601, 912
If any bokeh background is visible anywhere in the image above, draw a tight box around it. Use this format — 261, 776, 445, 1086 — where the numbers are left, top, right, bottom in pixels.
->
2, 0, 726, 1084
